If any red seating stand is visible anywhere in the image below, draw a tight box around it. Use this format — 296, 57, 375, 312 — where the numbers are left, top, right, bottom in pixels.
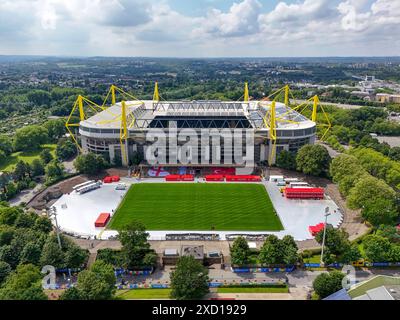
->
205, 175, 225, 181
284, 187, 324, 199
225, 175, 261, 182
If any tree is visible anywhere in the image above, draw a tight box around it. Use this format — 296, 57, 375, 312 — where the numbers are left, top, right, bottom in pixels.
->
15, 212, 38, 229
296, 144, 331, 176
276, 150, 296, 170
0, 245, 20, 268
45, 160, 64, 183
27, 90, 51, 106
56, 139, 77, 160
118, 221, 152, 269
14, 160, 30, 181
40, 149, 53, 164
13, 125, 48, 151
312, 271, 345, 299
0, 206, 22, 225
170, 256, 209, 300
90, 260, 116, 294
0, 261, 11, 284
39, 237, 65, 268
315, 225, 350, 256
19, 242, 42, 265
281, 235, 299, 265
258, 235, 281, 265
0, 264, 47, 300
59, 286, 81, 300
347, 176, 396, 209
361, 198, 398, 226
31, 159, 45, 177
5, 182, 18, 199
363, 235, 391, 262
44, 119, 65, 141
0, 135, 13, 155
74, 153, 107, 175
62, 261, 116, 300
33, 216, 53, 233
64, 246, 88, 269
388, 147, 400, 161
341, 245, 362, 264
230, 236, 251, 265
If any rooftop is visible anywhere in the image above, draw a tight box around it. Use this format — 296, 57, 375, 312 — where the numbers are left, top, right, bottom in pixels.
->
80, 100, 315, 131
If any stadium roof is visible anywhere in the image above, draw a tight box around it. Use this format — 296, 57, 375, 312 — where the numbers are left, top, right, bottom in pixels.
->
80, 100, 315, 131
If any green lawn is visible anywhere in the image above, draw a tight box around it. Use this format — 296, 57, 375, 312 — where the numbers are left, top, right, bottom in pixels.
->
108, 183, 283, 231
217, 286, 289, 293
116, 289, 172, 300
0, 144, 57, 172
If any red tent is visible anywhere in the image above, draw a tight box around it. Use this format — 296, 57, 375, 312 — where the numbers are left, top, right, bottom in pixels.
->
309, 223, 325, 236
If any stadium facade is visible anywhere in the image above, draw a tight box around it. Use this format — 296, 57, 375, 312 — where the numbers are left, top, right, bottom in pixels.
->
77, 98, 317, 169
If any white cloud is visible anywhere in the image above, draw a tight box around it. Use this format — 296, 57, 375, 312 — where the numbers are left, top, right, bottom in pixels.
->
195, 0, 262, 37
0, 0, 399, 56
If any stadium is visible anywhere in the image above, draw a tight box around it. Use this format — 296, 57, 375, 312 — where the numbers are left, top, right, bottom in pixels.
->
68, 83, 321, 172
53, 83, 340, 242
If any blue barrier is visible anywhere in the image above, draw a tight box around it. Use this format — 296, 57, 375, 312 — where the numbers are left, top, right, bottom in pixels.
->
209, 282, 223, 288
151, 284, 169, 289
232, 265, 296, 273
372, 262, 390, 267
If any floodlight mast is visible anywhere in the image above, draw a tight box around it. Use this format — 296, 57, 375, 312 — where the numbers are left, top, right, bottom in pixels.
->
320, 207, 331, 266
48, 207, 62, 250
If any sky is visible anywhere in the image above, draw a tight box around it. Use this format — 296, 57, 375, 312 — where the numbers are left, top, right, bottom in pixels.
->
0, 0, 399, 57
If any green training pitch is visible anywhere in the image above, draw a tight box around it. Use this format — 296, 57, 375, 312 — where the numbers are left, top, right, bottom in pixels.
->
108, 183, 283, 231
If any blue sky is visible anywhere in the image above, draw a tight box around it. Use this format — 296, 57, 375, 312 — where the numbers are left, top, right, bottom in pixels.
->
0, 0, 398, 57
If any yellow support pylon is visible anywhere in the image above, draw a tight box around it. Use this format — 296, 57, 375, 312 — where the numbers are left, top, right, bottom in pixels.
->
268, 101, 277, 166
244, 82, 249, 102
111, 85, 116, 105
284, 85, 289, 107
153, 82, 160, 101
78, 95, 85, 121
312, 95, 319, 122
120, 101, 128, 166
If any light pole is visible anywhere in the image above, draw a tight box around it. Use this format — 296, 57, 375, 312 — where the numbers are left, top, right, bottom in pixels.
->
320, 207, 331, 266
47, 206, 62, 250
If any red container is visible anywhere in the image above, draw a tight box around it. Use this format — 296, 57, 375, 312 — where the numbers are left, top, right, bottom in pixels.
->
205, 175, 225, 181
103, 176, 112, 183
111, 175, 120, 182
95, 213, 110, 228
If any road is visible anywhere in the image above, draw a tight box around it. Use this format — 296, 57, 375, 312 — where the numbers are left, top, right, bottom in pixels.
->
116, 266, 400, 290
9, 182, 43, 206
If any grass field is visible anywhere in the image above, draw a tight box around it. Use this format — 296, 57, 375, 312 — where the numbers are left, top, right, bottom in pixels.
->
116, 289, 171, 300
0, 144, 57, 172
108, 183, 283, 231
216, 286, 289, 293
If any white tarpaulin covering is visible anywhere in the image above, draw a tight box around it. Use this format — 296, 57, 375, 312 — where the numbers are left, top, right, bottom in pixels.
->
52, 179, 342, 241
